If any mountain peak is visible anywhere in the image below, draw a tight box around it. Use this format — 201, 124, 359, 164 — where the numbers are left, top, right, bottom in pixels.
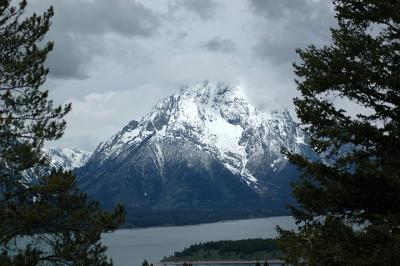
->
44, 147, 92, 170
77, 82, 316, 213
90, 81, 309, 191
178, 81, 248, 105
165, 81, 255, 130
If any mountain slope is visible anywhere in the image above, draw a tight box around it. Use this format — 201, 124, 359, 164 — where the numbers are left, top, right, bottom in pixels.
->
23, 147, 92, 185
44, 147, 92, 170
77, 82, 313, 224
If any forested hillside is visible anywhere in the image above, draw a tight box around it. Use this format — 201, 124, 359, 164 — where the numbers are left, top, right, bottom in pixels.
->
162, 239, 281, 261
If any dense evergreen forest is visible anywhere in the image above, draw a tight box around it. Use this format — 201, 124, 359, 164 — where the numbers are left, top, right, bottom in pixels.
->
162, 239, 281, 261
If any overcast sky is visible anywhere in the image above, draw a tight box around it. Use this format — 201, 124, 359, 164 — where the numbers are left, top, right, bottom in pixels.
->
29, 0, 336, 152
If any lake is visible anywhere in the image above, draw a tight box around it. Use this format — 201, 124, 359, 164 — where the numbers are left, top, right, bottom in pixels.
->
102, 216, 296, 266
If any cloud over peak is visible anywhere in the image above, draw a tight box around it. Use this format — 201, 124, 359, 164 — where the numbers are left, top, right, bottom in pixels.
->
27, 0, 337, 151
249, 0, 335, 64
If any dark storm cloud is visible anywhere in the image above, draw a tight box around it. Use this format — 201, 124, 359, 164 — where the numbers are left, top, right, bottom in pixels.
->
176, 0, 219, 20
46, 36, 90, 80
32, 0, 160, 79
249, 0, 335, 64
199, 37, 236, 53
53, 0, 160, 37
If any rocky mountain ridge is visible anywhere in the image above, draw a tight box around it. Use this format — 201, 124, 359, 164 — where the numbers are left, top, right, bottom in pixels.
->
44, 147, 92, 170
22, 147, 92, 185
87, 81, 310, 192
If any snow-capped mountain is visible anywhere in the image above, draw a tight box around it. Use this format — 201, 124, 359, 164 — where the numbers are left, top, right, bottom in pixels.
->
22, 147, 92, 185
43, 147, 92, 170
77, 81, 313, 218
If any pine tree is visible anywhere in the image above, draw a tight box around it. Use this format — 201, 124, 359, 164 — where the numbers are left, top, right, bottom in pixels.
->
277, 0, 400, 265
0, 1, 124, 265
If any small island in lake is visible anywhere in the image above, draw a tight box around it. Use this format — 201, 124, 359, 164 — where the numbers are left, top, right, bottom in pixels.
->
161, 238, 282, 262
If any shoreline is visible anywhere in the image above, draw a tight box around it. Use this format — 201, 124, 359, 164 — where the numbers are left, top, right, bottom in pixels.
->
102, 216, 296, 266
117, 214, 291, 230
161, 260, 285, 265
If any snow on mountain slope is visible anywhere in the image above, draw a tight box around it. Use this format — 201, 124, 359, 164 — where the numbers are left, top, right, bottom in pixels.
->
22, 147, 92, 185
43, 147, 92, 170
91, 81, 310, 192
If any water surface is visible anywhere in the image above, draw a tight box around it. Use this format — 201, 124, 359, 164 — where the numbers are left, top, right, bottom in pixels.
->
102, 216, 295, 266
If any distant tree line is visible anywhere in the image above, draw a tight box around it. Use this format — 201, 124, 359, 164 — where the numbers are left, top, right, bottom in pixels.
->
163, 238, 280, 261
175, 239, 278, 257
123, 208, 287, 228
